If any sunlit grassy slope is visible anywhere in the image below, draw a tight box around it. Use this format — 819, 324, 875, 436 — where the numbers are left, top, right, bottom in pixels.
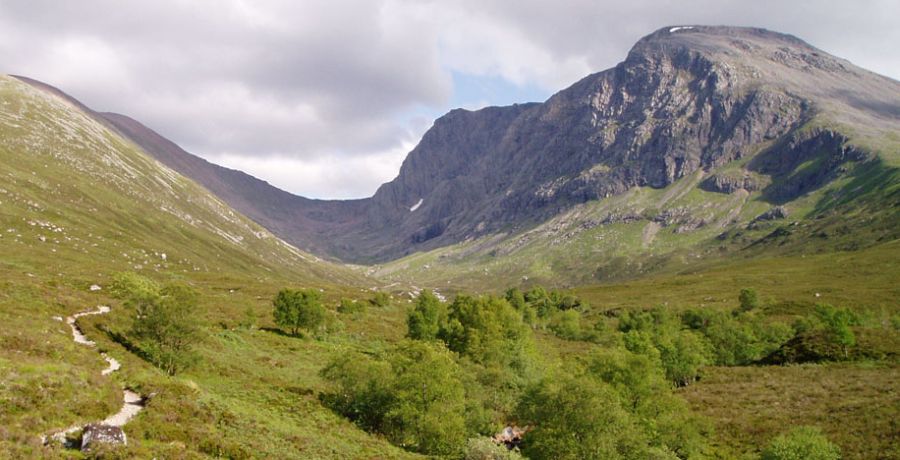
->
0, 74, 416, 458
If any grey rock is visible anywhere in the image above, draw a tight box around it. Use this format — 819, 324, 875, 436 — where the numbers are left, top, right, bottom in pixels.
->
81, 424, 126, 452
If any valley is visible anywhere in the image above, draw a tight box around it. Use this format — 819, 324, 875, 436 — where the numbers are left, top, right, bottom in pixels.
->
0, 24, 897, 460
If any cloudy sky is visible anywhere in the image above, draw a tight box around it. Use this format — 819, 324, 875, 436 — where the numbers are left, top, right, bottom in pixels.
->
1, 0, 897, 198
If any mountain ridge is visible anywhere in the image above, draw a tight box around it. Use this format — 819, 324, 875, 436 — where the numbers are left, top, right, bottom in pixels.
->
16, 25, 900, 267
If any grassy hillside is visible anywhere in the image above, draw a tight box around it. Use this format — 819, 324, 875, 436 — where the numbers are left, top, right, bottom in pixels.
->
0, 75, 416, 458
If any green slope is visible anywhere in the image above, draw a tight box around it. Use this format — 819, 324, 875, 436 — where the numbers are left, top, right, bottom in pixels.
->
0, 75, 416, 458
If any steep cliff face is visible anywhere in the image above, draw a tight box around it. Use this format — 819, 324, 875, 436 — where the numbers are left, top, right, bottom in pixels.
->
344, 26, 897, 261
20, 26, 899, 263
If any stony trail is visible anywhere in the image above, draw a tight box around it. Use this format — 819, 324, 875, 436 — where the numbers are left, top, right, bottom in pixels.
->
41, 306, 145, 447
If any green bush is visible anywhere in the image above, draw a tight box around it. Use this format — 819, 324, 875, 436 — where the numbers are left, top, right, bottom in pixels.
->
337, 298, 366, 315
406, 290, 445, 341
548, 309, 583, 340
516, 374, 646, 460
761, 426, 841, 460
738, 288, 760, 312
272, 288, 325, 336
111, 273, 200, 375
464, 437, 523, 460
370, 291, 392, 308
321, 340, 468, 456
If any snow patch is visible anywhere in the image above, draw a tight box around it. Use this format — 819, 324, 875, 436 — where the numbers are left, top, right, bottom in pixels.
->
669, 26, 695, 33
410, 198, 424, 212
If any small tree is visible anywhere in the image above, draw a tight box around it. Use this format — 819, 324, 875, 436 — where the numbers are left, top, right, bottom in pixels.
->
111, 273, 199, 375
738, 288, 760, 313
761, 426, 840, 460
273, 288, 325, 336
814, 304, 856, 358
406, 290, 445, 341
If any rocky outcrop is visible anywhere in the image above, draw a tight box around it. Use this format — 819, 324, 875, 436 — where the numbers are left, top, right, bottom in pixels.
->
754, 206, 789, 222
701, 172, 764, 194
751, 128, 871, 203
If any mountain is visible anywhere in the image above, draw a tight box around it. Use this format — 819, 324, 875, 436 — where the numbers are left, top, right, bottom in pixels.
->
28, 26, 895, 270
0, 74, 359, 287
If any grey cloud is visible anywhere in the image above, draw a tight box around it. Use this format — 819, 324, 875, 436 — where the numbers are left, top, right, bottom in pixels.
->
0, 0, 896, 198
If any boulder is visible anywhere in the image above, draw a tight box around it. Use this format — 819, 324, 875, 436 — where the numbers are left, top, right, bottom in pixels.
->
81, 424, 126, 452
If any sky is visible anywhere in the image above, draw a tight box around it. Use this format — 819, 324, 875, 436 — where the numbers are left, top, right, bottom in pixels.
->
1, 0, 898, 199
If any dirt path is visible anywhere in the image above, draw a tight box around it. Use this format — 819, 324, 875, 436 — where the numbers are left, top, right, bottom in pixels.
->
41, 306, 145, 446
642, 221, 661, 248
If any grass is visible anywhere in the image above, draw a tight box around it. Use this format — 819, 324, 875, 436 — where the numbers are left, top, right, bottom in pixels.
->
679, 363, 899, 460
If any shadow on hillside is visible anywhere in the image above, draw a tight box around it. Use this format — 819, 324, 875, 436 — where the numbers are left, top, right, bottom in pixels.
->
260, 327, 302, 338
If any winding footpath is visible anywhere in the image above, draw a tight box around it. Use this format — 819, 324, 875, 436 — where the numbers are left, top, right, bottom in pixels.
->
41, 306, 145, 447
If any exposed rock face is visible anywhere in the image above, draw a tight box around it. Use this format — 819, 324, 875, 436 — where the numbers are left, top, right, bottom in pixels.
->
81, 424, 126, 452
701, 173, 764, 194
19, 26, 900, 263
754, 206, 789, 222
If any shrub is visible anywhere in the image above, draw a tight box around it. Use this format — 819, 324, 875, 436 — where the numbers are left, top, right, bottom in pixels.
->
464, 437, 523, 460
370, 291, 392, 308
761, 426, 840, 460
439, 295, 535, 371
738, 288, 760, 312
516, 374, 646, 460
272, 288, 325, 336
548, 309, 583, 340
337, 298, 365, 315
406, 290, 445, 341
655, 330, 710, 387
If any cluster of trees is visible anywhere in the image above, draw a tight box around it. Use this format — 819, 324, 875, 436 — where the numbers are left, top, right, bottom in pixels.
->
319, 285, 858, 458
323, 288, 713, 458
110, 272, 200, 375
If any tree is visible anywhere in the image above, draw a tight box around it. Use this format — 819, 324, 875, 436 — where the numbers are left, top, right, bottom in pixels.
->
738, 288, 760, 312
761, 426, 840, 460
656, 330, 710, 387
516, 374, 646, 460
272, 288, 325, 336
814, 304, 856, 358
321, 341, 468, 456
111, 273, 200, 375
439, 295, 534, 370
385, 341, 468, 456
406, 290, 445, 341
